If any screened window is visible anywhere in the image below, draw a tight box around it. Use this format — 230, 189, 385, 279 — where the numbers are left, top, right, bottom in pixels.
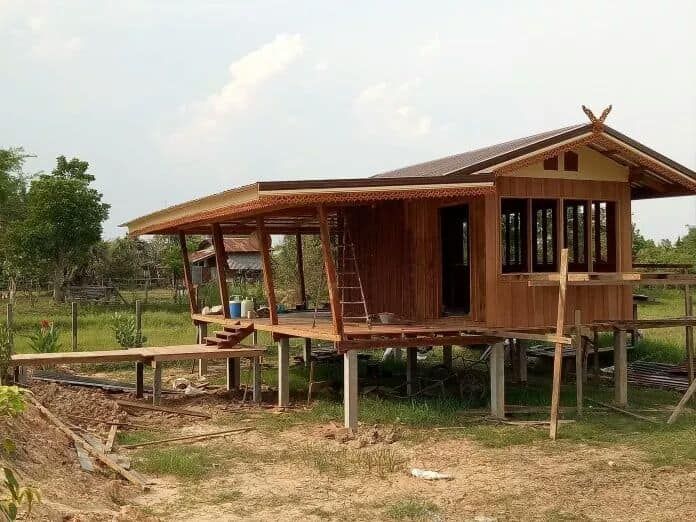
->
532, 199, 557, 272
564, 200, 588, 271
543, 155, 559, 171
564, 151, 579, 172
592, 201, 617, 272
501, 199, 528, 273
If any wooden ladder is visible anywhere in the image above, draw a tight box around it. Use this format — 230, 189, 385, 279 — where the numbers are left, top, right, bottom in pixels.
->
336, 217, 371, 325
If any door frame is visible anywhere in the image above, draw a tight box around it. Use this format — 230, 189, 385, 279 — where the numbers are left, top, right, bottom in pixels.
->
438, 201, 473, 318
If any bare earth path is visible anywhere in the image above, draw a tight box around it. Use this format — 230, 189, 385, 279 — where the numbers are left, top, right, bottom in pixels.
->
131, 425, 696, 521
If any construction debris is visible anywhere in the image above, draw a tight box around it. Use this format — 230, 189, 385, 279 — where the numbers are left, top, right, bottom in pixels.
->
115, 399, 211, 418
120, 427, 253, 449
28, 394, 150, 491
586, 398, 659, 424
411, 468, 453, 480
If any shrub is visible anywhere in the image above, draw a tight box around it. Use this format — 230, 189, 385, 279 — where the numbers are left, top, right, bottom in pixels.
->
112, 313, 146, 348
26, 320, 61, 354
0, 467, 40, 521
0, 387, 24, 418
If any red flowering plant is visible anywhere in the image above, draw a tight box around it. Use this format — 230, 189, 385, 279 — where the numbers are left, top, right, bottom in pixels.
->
26, 320, 61, 354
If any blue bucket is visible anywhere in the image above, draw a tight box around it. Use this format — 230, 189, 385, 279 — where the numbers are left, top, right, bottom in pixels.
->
229, 301, 242, 318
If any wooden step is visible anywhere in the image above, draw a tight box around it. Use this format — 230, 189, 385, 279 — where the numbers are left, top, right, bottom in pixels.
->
214, 330, 238, 340
203, 336, 233, 347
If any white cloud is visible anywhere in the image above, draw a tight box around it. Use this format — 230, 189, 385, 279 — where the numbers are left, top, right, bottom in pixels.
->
418, 35, 441, 57
27, 15, 82, 60
314, 60, 328, 72
354, 80, 431, 139
162, 33, 305, 149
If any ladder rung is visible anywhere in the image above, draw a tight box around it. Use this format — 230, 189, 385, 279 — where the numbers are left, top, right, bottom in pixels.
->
341, 301, 364, 305
343, 316, 367, 320
339, 286, 361, 289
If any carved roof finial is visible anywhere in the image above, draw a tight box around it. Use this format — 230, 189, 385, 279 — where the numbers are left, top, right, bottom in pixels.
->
582, 104, 612, 132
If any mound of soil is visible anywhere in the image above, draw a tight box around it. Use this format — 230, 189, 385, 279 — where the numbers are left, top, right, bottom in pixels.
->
0, 384, 152, 521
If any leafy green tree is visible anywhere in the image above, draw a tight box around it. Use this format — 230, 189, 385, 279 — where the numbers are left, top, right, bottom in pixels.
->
0, 149, 29, 301
272, 235, 327, 307
18, 156, 110, 302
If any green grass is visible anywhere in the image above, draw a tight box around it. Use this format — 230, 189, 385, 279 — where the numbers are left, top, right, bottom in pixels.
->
133, 446, 215, 479
298, 444, 406, 478
384, 499, 441, 521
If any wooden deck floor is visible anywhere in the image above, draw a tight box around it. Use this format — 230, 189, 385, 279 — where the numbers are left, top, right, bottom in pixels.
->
190, 312, 571, 348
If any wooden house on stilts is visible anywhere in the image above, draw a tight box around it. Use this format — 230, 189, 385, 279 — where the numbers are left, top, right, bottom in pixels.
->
124, 107, 696, 431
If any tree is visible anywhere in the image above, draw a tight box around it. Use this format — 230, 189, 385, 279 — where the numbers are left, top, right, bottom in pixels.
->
0, 148, 29, 302
272, 235, 327, 306
18, 156, 110, 302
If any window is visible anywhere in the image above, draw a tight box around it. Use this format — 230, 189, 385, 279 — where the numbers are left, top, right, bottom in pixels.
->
501, 199, 528, 273
543, 155, 559, 170
564, 200, 589, 271
564, 151, 579, 171
592, 201, 616, 271
532, 199, 557, 272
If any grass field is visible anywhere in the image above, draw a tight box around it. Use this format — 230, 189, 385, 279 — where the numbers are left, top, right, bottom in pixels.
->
3, 286, 692, 360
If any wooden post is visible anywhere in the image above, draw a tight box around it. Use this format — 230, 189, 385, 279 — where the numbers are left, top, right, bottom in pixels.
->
685, 285, 694, 384
442, 345, 453, 370
135, 299, 142, 341
277, 337, 290, 407
344, 349, 358, 431
549, 248, 569, 440
252, 356, 262, 403
510, 339, 520, 381
178, 231, 199, 315
406, 347, 417, 396
614, 328, 628, 407
303, 338, 312, 367
226, 358, 240, 391
518, 339, 528, 383
489, 341, 505, 419
593, 327, 600, 383
574, 309, 583, 417
256, 217, 278, 325
135, 362, 144, 399
631, 301, 639, 346
296, 232, 307, 309
152, 361, 162, 406
71, 302, 78, 352
211, 224, 231, 318
317, 204, 344, 337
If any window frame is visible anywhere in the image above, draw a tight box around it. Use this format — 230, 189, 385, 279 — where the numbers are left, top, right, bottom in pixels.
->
591, 200, 617, 272
531, 199, 558, 272
500, 198, 529, 274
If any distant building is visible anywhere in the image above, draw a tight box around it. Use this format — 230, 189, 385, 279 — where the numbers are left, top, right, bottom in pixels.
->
190, 236, 262, 285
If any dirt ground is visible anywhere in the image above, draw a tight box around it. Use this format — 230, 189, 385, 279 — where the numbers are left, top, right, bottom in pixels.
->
3, 380, 696, 521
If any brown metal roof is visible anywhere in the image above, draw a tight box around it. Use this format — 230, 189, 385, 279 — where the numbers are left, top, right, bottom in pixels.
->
190, 236, 260, 263
372, 124, 588, 178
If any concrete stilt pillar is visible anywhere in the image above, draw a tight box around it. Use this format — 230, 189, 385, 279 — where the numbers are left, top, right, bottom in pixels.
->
252, 356, 262, 403
406, 347, 417, 396
278, 337, 290, 407
152, 361, 162, 406
489, 342, 505, 418
344, 350, 358, 431
614, 329, 628, 407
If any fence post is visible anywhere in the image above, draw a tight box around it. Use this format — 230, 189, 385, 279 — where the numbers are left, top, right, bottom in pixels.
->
71, 302, 78, 351
6, 303, 15, 385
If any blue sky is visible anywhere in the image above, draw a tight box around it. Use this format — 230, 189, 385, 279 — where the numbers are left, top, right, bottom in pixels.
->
1, 0, 694, 240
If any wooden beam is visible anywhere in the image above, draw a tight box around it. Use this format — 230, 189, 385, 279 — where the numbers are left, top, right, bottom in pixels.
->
574, 310, 583, 417
666, 377, 696, 424
256, 217, 278, 325
211, 224, 231, 319
685, 285, 694, 384
549, 248, 569, 440
296, 232, 307, 308
318, 204, 344, 336
406, 347, 417, 396
178, 231, 199, 315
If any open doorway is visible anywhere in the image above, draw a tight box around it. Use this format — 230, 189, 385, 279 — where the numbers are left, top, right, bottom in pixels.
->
440, 204, 470, 315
